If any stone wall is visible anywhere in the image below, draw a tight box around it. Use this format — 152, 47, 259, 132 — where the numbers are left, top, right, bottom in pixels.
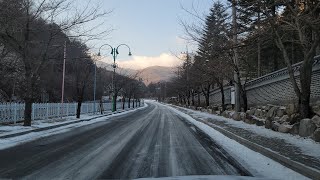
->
202, 56, 320, 107
208, 86, 232, 106
245, 56, 320, 106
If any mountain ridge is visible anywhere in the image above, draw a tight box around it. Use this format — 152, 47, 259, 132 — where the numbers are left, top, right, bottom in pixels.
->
137, 66, 175, 85
96, 61, 175, 85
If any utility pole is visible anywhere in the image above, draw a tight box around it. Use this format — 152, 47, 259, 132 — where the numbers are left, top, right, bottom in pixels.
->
182, 46, 191, 106
232, 0, 241, 112
186, 46, 190, 106
60, 40, 67, 118
61, 41, 66, 105
257, 1, 261, 77
93, 61, 97, 114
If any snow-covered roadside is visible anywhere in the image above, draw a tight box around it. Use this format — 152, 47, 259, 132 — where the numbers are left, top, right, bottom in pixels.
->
0, 103, 148, 150
0, 114, 96, 136
171, 105, 320, 159
158, 102, 309, 180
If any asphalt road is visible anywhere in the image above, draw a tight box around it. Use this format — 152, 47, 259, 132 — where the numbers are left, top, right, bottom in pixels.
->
0, 102, 251, 179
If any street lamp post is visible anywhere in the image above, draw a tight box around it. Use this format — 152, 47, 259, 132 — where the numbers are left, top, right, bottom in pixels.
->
98, 44, 132, 112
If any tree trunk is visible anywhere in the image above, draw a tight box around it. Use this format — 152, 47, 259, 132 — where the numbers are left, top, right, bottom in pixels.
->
232, 0, 241, 112
197, 92, 201, 107
219, 84, 225, 111
236, 71, 248, 112
23, 71, 33, 126
76, 89, 84, 118
99, 98, 104, 114
178, 94, 182, 104
274, 30, 306, 117
205, 93, 210, 107
273, 48, 279, 71
128, 98, 131, 108
299, 61, 312, 118
122, 96, 125, 110
241, 90, 248, 112
22, 15, 33, 126
191, 91, 195, 106
201, 84, 211, 108
76, 101, 82, 119
23, 98, 32, 126
205, 95, 209, 107
132, 98, 135, 108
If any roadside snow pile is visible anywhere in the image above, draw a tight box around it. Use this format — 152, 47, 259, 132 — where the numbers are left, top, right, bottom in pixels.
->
0, 116, 109, 150
0, 114, 99, 137
0, 103, 148, 150
159, 102, 309, 180
174, 105, 320, 159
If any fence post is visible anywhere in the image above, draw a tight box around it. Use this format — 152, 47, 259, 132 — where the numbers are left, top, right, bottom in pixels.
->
14, 103, 17, 124
58, 103, 63, 119
57, 103, 59, 118
74, 103, 77, 116
92, 103, 94, 114
67, 103, 69, 117
32, 103, 35, 121
46, 103, 49, 119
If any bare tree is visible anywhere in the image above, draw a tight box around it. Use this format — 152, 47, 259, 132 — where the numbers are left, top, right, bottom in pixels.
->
0, 0, 110, 125
264, 1, 320, 118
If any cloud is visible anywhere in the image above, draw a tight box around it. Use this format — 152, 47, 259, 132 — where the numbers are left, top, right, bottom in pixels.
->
116, 53, 182, 70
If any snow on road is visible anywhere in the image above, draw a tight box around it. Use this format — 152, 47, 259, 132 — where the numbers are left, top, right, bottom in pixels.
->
158, 102, 309, 180
0, 101, 249, 179
0, 100, 310, 179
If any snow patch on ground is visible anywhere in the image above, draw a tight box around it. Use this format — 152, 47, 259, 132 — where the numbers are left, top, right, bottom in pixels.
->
157, 102, 309, 180
0, 114, 103, 135
173, 105, 320, 159
0, 103, 148, 150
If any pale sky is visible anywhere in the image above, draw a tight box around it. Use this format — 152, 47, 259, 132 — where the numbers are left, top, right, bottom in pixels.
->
76, 0, 213, 70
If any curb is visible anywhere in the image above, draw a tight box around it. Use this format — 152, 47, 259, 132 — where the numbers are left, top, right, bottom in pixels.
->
0, 107, 141, 139
196, 117, 320, 180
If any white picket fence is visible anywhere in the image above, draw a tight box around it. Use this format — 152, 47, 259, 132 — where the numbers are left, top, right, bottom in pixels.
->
0, 100, 143, 123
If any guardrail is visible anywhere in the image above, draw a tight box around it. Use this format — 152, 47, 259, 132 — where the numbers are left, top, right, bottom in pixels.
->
0, 100, 144, 124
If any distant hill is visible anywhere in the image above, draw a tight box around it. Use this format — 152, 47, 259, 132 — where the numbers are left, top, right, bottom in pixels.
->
96, 62, 176, 85
137, 66, 176, 85
95, 61, 136, 76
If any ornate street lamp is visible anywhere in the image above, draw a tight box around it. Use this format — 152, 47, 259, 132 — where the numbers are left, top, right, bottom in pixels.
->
98, 44, 132, 112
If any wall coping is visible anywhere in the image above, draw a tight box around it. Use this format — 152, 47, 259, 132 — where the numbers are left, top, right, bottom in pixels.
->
245, 56, 320, 88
